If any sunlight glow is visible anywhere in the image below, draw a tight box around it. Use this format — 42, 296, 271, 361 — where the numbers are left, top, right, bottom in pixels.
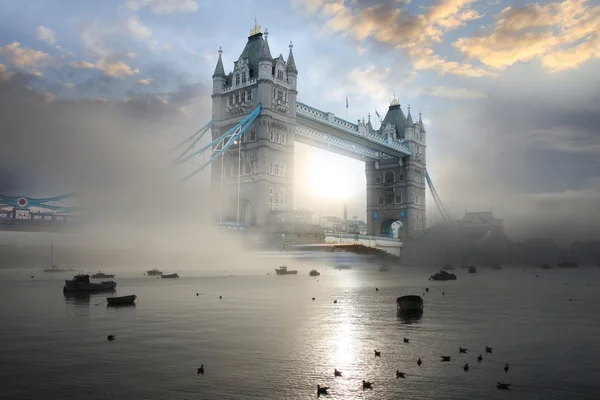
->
306, 149, 362, 200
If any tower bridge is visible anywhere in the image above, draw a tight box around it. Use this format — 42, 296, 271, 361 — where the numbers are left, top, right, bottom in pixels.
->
2, 21, 443, 244
208, 21, 427, 238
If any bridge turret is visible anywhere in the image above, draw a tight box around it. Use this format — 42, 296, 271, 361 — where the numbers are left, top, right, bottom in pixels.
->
286, 41, 298, 90
404, 105, 414, 141
258, 33, 273, 81
212, 47, 226, 94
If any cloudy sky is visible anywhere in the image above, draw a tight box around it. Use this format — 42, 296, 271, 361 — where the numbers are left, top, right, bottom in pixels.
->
1, 0, 599, 242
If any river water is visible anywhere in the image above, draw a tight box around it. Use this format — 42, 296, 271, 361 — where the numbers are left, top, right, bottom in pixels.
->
1, 260, 599, 399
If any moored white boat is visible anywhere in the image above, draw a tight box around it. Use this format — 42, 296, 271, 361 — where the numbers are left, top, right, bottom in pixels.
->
91, 271, 115, 279
146, 269, 163, 276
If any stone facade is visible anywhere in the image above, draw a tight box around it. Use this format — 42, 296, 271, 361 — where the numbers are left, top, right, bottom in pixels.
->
365, 100, 427, 238
211, 23, 297, 226
211, 23, 427, 237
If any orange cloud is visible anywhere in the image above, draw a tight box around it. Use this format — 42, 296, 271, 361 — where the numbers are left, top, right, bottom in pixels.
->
297, 0, 492, 77
0, 42, 50, 70
453, 0, 600, 72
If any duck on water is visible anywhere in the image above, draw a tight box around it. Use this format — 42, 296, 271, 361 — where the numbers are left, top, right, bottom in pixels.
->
63, 275, 116, 293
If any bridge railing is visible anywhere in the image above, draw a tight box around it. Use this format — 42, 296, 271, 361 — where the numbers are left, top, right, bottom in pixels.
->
296, 102, 412, 155
324, 231, 403, 247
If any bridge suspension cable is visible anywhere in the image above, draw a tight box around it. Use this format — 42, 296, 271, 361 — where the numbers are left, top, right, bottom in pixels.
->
168, 119, 214, 161
425, 171, 493, 246
177, 104, 262, 183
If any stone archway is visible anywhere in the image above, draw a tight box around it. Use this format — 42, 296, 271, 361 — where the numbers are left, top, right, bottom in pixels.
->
381, 219, 403, 238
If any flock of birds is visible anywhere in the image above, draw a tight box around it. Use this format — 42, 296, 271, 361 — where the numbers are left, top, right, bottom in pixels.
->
104, 283, 515, 397
313, 345, 512, 397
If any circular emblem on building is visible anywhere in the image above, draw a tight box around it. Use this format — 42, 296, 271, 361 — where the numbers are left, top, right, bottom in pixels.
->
17, 197, 28, 207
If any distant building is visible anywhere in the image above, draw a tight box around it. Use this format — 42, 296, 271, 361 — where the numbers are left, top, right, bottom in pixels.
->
318, 216, 343, 230
455, 211, 507, 247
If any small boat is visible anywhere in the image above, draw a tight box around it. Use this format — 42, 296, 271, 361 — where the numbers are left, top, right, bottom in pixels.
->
541, 264, 553, 269
397, 295, 424, 315
335, 265, 352, 270
468, 266, 477, 273
91, 271, 115, 279
63, 274, 117, 293
43, 244, 73, 272
275, 266, 298, 275
146, 269, 163, 276
442, 265, 454, 271
43, 266, 69, 273
309, 269, 320, 276
557, 261, 578, 268
379, 265, 391, 272
161, 273, 179, 278
429, 270, 457, 281
107, 294, 137, 306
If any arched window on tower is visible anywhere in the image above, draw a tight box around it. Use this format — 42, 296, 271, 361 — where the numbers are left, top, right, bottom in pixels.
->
241, 72, 247, 84
235, 74, 240, 86
277, 70, 284, 80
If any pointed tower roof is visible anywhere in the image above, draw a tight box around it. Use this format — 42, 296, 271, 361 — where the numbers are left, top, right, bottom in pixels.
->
418, 111, 426, 131
366, 112, 373, 131
406, 105, 413, 125
286, 41, 298, 74
212, 47, 225, 78
379, 94, 407, 137
260, 29, 273, 62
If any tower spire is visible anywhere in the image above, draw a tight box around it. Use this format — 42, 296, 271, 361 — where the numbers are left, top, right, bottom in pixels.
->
260, 35, 272, 61
406, 104, 413, 124
418, 111, 425, 131
286, 41, 298, 74
212, 46, 225, 78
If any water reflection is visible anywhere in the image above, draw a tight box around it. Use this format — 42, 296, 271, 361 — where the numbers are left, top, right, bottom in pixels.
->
397, 312, 423, 325
63, 292, 92, 305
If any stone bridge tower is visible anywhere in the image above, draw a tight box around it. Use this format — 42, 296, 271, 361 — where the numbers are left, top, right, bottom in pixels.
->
365, 97, 427, 238
211, 21, 298, 226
